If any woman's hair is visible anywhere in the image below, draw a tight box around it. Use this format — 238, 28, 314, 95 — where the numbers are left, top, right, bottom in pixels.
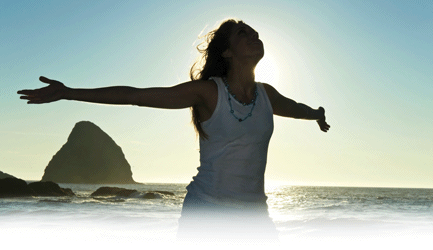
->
190, 19, 244, 139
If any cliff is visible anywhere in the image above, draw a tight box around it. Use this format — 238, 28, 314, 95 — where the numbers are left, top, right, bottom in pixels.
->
0, 171, 16, 179
41, 121, 136, 184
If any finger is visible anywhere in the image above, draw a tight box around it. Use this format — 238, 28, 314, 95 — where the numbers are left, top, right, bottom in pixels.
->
19, 91, 39, 98
18, 89, 35, 95
320, 124, 329, 132
39, 76, 52, 84
20, 96, 33, 100
21, 96, 42, 102
18, 89, 33, 94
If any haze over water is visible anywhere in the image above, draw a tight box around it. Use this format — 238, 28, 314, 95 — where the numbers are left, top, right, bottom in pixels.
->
1, 183, 432, 248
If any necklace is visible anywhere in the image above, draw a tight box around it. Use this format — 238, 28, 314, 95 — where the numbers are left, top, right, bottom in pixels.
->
222, 77, 258, 122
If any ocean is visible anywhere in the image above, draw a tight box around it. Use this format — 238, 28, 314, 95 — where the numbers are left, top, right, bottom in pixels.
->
1, 183, 433, 249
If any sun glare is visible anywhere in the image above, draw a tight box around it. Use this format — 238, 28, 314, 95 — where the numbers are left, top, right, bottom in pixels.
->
255, 54, 279, 87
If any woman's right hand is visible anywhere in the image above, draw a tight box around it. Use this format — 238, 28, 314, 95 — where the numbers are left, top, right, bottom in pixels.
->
18, 76, 68, 104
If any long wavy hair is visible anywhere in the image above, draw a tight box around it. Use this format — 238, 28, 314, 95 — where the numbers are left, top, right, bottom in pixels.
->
190, 19, 244, 139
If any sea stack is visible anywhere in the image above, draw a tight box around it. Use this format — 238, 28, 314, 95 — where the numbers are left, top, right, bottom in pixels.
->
41, 121, 136, 184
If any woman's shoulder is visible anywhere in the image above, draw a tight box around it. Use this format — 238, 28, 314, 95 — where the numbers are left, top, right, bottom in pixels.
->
190, 79, 218, 91
258, 82, 277, 100
185, 79, 218, 105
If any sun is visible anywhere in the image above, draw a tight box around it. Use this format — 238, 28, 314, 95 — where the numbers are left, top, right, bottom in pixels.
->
255, 53, 279, 87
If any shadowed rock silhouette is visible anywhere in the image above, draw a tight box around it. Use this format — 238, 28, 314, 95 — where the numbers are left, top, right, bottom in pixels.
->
0, 178, 75, 197
0, 171, 16, 179
91, 187, 138, 197
41, 121, 136, 184
90, 186, 175, 198
0, 178, 35, 197
28, 181, 75, 196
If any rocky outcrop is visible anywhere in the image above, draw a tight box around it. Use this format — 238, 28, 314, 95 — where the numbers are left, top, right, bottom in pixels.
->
41, 121, 136, 184
0, 178, 35, 197
137, 191, 175, 199
0, 178, 75, 198
90, 187, 137, 197
91, 186, 174, 199
28, 181, 75, 196
0, 171, 16, 179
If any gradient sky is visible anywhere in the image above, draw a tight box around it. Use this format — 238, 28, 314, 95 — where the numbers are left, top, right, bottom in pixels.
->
1, 0, 432, 188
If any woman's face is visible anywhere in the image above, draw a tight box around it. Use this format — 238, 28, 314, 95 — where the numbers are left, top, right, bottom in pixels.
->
225, 23, 264, 63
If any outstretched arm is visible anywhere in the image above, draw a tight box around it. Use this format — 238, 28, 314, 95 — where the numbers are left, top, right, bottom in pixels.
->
18, 76, 210, 109
263, 83, 330, 132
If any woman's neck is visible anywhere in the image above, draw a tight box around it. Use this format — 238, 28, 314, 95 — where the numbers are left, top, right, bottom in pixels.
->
226, 61, 256, 92
226, 63, 257, 101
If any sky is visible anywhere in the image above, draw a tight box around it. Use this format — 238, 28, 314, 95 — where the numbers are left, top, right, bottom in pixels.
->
1, 0, 432, 188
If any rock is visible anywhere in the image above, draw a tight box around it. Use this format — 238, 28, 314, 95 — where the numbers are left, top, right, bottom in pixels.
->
91, 187, 137, 197
0, 171, 16, 179
90, 187, 174, 199
62, 188, 75, 196
28, 181, 75, 196
0, 178, 75, 198
41, 121, 136, 184
0, 178, 35, 197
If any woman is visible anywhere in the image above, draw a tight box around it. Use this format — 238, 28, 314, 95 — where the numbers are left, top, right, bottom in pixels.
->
18, 19, 330, 241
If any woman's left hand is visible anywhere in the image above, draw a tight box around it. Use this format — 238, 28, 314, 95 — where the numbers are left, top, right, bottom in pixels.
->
316, 107, 330, 132
317, 117, 330, 132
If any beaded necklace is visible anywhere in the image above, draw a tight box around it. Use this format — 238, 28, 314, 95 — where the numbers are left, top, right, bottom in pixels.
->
222, 77, 258, 122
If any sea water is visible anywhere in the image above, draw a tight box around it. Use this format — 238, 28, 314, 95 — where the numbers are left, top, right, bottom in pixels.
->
1, 183, 433, 249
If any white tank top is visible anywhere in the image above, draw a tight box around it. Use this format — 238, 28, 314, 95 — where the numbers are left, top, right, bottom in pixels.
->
186, 76, 274, 207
